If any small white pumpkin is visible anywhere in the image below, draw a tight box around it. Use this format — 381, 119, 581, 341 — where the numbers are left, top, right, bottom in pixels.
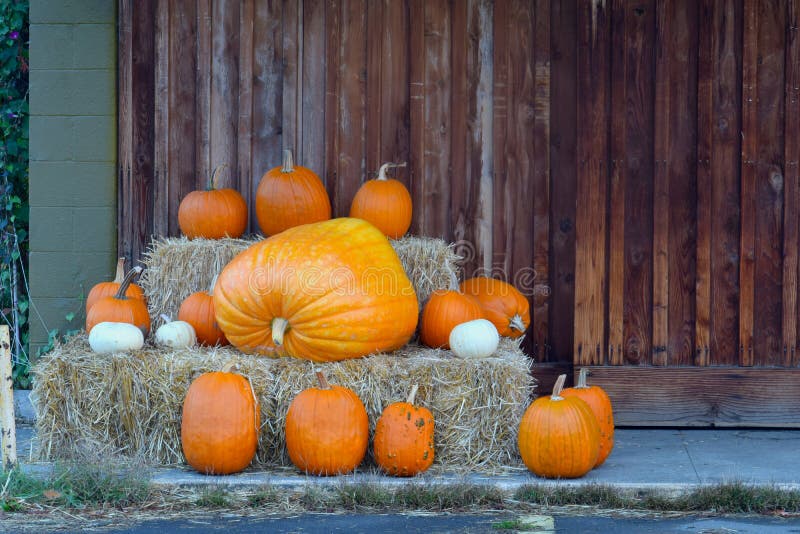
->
88, 321, 145, 354
155, 314, 197, 348
449, 319, 500, 359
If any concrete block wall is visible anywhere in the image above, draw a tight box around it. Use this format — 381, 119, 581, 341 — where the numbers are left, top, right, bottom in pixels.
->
28, 1, 117, 352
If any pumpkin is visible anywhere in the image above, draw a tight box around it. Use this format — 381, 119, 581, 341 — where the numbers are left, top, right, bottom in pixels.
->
86, 257, 145, 312
179, 275, 228, 346
285, 370, 369, 476
459, 277, 530, 338
181, 361, 259, 475
449, 319, 500, 359
88, 321, 144, 353
562, 368, 614, 467
213, 217, 418, 361
373, 385, 435, 477
177, 165, 248, 239
518, 374, 600, 479
85, 266, 151, 336
349, 162, 412, 239
255, 149, 331, 236
154, 314, 197, 349
419, 289, 483, 349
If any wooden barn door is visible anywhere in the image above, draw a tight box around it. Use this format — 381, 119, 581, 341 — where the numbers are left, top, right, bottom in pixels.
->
118, 0, 800, 426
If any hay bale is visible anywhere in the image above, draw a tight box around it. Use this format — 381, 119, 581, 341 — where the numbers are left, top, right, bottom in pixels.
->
32, 336, 534, 472
140, 234, 460, 327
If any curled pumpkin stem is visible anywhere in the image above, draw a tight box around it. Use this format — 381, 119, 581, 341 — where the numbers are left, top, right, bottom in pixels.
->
315, 370, 331, 390
377, 161, 408, 181
209, 164, 229, 190
114, 266, 143, 299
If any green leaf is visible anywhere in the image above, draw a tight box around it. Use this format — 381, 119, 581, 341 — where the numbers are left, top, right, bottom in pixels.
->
65, 312, 75, 322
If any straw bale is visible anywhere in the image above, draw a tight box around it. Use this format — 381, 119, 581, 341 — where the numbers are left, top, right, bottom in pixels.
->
32, 336, 534, 473
139, 234, 461, 330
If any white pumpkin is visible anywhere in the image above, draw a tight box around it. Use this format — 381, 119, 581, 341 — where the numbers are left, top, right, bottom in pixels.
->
155, 315, 196, 348
449, 319, 500, 359
88, 321, 145, 354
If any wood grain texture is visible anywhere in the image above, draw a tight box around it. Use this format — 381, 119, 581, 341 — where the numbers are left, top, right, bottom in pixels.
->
324, 0, 341, 202
784, 0, 800, 367
237, 0, 254, 215
282, 0, 302, 160
117, 0, 133, 261
584, 366, 800, 427
574, 0, 610, 365
153, 0, 170, 235
302, 0, 327, 175
210, 0, 239, 187
195, 0, 211, 191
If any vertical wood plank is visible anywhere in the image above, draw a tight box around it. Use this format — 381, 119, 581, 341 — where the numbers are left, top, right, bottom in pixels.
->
117, 0, 133, 259
324, 0, 341, 197
283, 0, 302, 158
210, 0, 239, 186
607, 0, 626, 365
365, 0, 384, 176
238, 0, 254, 211
195, 0, 211, 193
549, 0, 578, 364
408, 0, 425, 235
785, 0, 800, 367
380, 0, 411, 166
251, 0, 284, 230
532, 0, 551, 360
739, 0, 758, 366
752, 0, 786, 367
574, 0, 610, 366
302, 0, 327, 174
153, 0, 170, 237
710, 0, 743, 365
695, 0, 713, 366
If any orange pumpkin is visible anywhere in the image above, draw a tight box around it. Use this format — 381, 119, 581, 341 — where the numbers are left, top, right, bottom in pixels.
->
518, 374, 600, 479
255, 149, 331, 236
373, 385, 435, 477
178, 165, 248, 240
562, 368, 614, 467
419, 290, 483, 349
178, 275, 228, 346
181, 361, 259, 475
285, 371, 369, 476
459, 277, 530, 338
213, 217, 419, 362
86, 258, 145, 313
349, 162, 412, 239
85, 266, 151, 336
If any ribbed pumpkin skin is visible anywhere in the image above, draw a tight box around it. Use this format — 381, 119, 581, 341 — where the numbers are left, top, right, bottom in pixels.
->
349, 179, 412, 239
213, 218, 419, 361
518, 395, 600, 479
181, 371, 259, 475
285, 384, 369, 475
86, 296, 150, 337
255, 165, 331, 236
86, 282, 144, 313
459, 277, 530, 338
178, 188, 248, 239
420, 290, 484, 349
178, 291, 228, 346
562, 384, 614, 467
373, 402, 434, 476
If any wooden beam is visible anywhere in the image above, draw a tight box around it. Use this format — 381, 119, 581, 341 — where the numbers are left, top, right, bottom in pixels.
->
1, 326, 16, 470
582, 366, 800, 427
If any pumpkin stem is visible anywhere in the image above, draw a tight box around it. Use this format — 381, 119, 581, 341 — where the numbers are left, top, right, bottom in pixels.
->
406, 384, 419, 405
509, 314, 527, 333
221, 360, 238, 373
315, 369, 331, 390
113, 266, 143, 299
207, 274, 219, 295
448, 271, 460, 291
551, 374, 567, 400
271, 317, 289, 346
576, 367, 589, 388
159, 314, 172, 324
281, 149, 295, 173
377, 161, 407, 181
113, 258, 126, 283
208, 164, 228, 190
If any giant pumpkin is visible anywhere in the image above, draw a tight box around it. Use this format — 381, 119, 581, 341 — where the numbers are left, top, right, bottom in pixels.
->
213, 217, 419, 361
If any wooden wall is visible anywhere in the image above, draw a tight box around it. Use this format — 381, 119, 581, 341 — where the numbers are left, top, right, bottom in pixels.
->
119, 0, 800, 371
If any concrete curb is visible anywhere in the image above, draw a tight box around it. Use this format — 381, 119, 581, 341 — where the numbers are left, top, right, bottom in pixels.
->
13, 389, 36, 424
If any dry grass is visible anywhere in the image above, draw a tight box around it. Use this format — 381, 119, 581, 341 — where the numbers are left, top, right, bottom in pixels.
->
389, 235, 462, 308
32, 335, 534, 472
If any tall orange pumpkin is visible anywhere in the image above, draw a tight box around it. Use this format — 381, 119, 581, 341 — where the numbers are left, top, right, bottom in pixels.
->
178, 165, 248, 239
255, 149, 331, 236
213, 217, 418, 362
349, 162, 412, 239
86, 266, 151, 336
562, 368, 614, 467
459, 277, 530, 338
285, 371, 369, 476
373, 385, 435, 477
419, 289, 484, 349
518, 375, 600, 479
181, 361, 260, 475
178, 275, 228, 346
86, 258, 145, 313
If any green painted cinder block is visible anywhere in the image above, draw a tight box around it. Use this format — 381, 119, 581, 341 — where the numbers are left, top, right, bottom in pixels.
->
29, 116, 74, 161
30, 24, 74, 69
73, 116, 116, 161
28, 297, 84, 353
74, 24, 115, 69
73, 207, 116, 252
30, 69, 115, 116
29, 251, 115, 299
29, 207, 74, 252
30, 161, 116, 207
30, 0, 115, 25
